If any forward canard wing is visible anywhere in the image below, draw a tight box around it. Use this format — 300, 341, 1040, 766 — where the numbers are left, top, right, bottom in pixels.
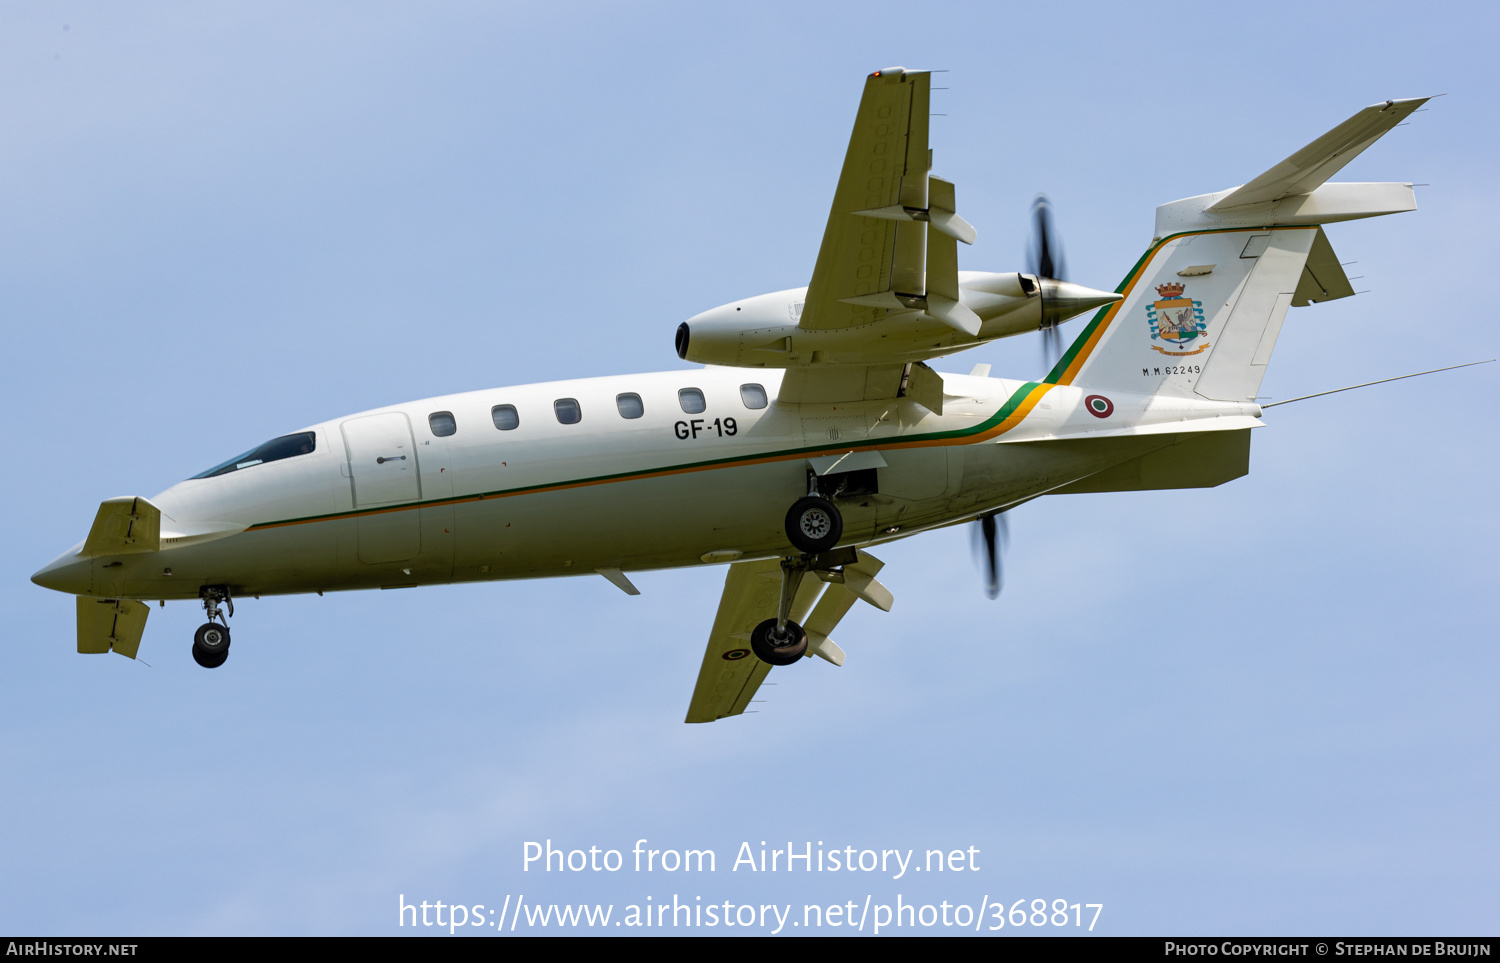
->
684, 552, 893, 724
77, 597, 148, 658
81, 496, 161, 557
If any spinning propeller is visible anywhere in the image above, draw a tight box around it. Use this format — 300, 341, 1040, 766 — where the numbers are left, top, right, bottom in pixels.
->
1028, 194, 1069, 372
973, 510, 1009, 600
968, 199, 1120, 598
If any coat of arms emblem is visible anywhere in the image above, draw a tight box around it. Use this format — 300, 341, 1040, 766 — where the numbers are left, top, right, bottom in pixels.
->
1146, 283, 1208, 355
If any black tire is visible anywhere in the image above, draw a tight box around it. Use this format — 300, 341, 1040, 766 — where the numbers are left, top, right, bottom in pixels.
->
785, 496, 842, 554
192, 622, 231, 669
192, 645, 228, 669
750, 617, 808, 666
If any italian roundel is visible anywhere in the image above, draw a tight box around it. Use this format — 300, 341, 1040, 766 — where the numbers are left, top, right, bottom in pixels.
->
1084, 394, 1113, 418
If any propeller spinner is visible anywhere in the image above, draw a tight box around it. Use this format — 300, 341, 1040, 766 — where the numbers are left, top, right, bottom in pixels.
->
1030, 196, 1066, 370
1026, 195, 1120, 373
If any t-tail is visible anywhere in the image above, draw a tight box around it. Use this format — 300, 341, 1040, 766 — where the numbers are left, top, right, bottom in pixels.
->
1046, 97, 1428, 402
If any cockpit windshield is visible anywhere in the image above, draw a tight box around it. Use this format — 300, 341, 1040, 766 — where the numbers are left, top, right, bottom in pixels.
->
191, 432, 317, 479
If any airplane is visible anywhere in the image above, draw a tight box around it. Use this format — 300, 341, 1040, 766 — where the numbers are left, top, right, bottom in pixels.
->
32, 69, 1437, 723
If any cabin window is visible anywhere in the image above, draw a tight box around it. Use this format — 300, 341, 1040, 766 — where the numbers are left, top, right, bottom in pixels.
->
190, 432, 317, 479
554, 398, 582, 425
740, 383, 768, 409
491, 405, 519, 430
678, 388, 706, 414
428, 411, 457, 437
616, 393, 644, 419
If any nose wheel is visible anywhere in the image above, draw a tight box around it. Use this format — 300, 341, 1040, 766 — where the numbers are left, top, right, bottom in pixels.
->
193, 586, 233, 669
193, 622, 231, 668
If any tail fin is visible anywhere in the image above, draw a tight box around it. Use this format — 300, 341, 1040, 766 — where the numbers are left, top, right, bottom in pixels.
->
1047, 98, 1426, 402
1048, 224, 1321, 402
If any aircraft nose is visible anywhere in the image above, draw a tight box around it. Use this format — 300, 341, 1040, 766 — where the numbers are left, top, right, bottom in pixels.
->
31, 550, 91, 595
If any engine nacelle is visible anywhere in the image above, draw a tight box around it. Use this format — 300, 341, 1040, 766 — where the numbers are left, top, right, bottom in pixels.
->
675, 272, 1119, 368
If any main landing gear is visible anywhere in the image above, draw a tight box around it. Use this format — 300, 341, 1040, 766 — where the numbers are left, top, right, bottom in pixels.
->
784, 470, 845, 555
749, 546, 863, 667
755, 473, 854, 665
751, 557, 812, 666
193, 586, 233, 669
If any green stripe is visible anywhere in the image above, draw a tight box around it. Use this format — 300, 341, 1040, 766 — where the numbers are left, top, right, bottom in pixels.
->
248, 380, 1044, 531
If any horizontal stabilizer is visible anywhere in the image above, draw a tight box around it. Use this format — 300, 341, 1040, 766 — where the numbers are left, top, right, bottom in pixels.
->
81, 496, 161, 558
77, 597, 149, 659
1208, 98, 1428, 211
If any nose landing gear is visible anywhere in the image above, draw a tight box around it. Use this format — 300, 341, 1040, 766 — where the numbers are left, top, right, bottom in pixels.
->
193, 586, 232, 668
757, 473, 855, 665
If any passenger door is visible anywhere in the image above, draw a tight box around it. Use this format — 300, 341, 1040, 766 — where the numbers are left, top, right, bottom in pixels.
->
341, 413, 422, 564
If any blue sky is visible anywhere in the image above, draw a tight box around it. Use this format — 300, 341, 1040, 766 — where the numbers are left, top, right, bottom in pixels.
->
2, 0, 1496, 936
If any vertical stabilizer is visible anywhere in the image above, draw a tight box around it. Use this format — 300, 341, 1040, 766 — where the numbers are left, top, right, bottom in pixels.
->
1048, 97, 1424, 402
1047, 225, 1316, 402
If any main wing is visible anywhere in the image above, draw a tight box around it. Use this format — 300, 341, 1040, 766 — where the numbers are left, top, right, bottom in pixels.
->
684, 559, 784, 723
780, 67, 981, 405
800, 68, 976, 335
684, 552, 893, 724
672, 69, 1117, 405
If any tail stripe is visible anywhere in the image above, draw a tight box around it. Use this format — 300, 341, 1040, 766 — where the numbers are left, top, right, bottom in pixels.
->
1046, 225, 1312, 387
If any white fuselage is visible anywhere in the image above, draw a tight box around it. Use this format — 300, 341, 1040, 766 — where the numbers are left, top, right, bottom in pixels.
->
35, 364, 1262, 602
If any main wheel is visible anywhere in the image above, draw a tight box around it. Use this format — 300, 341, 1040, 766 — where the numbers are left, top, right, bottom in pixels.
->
785, 496, 843, 554
192, 622, 231, 669
750, 617, 808, 666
